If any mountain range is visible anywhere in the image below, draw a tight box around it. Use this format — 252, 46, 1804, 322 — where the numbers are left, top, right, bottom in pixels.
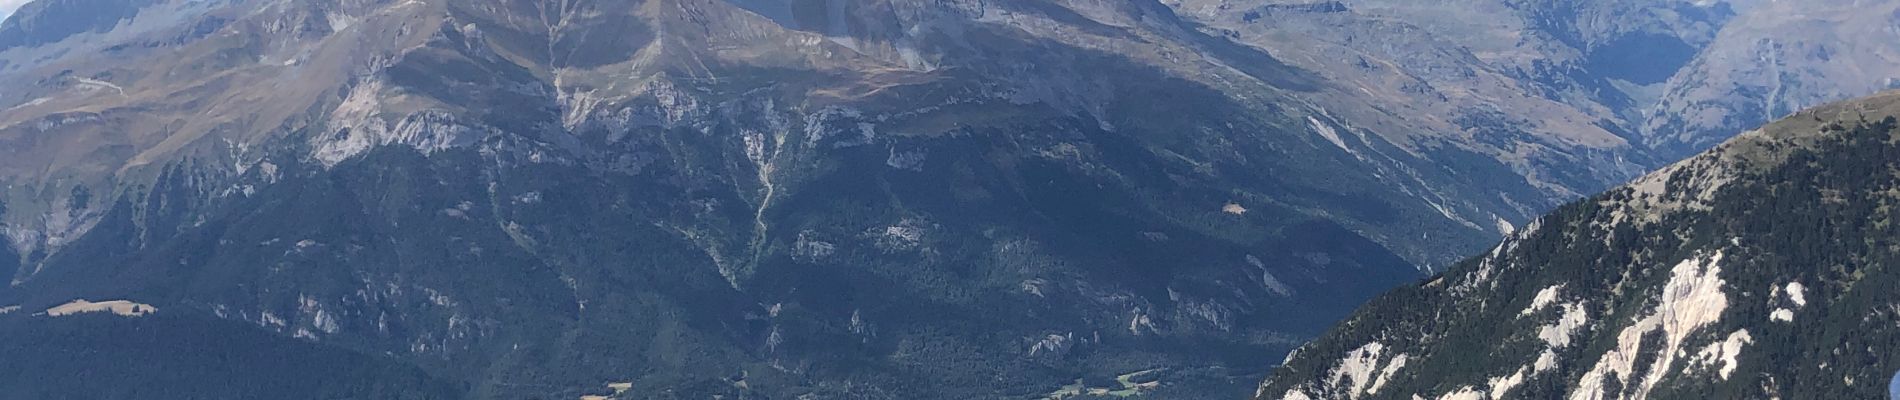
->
0, 0, 1897, 398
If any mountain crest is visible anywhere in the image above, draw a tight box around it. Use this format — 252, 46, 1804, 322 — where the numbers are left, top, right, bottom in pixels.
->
1258, 90, 1900, 400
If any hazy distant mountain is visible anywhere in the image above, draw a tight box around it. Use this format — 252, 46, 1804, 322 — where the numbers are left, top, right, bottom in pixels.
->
1257, 91, 1900, 400
1173, 0, 1900, 162
1643, 0, 1900, 157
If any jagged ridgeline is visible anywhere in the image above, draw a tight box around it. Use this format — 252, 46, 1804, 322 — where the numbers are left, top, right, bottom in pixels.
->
1257, 91, 1900, 399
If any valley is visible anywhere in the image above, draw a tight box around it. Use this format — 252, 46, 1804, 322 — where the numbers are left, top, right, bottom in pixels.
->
0, 0, 1896, 398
